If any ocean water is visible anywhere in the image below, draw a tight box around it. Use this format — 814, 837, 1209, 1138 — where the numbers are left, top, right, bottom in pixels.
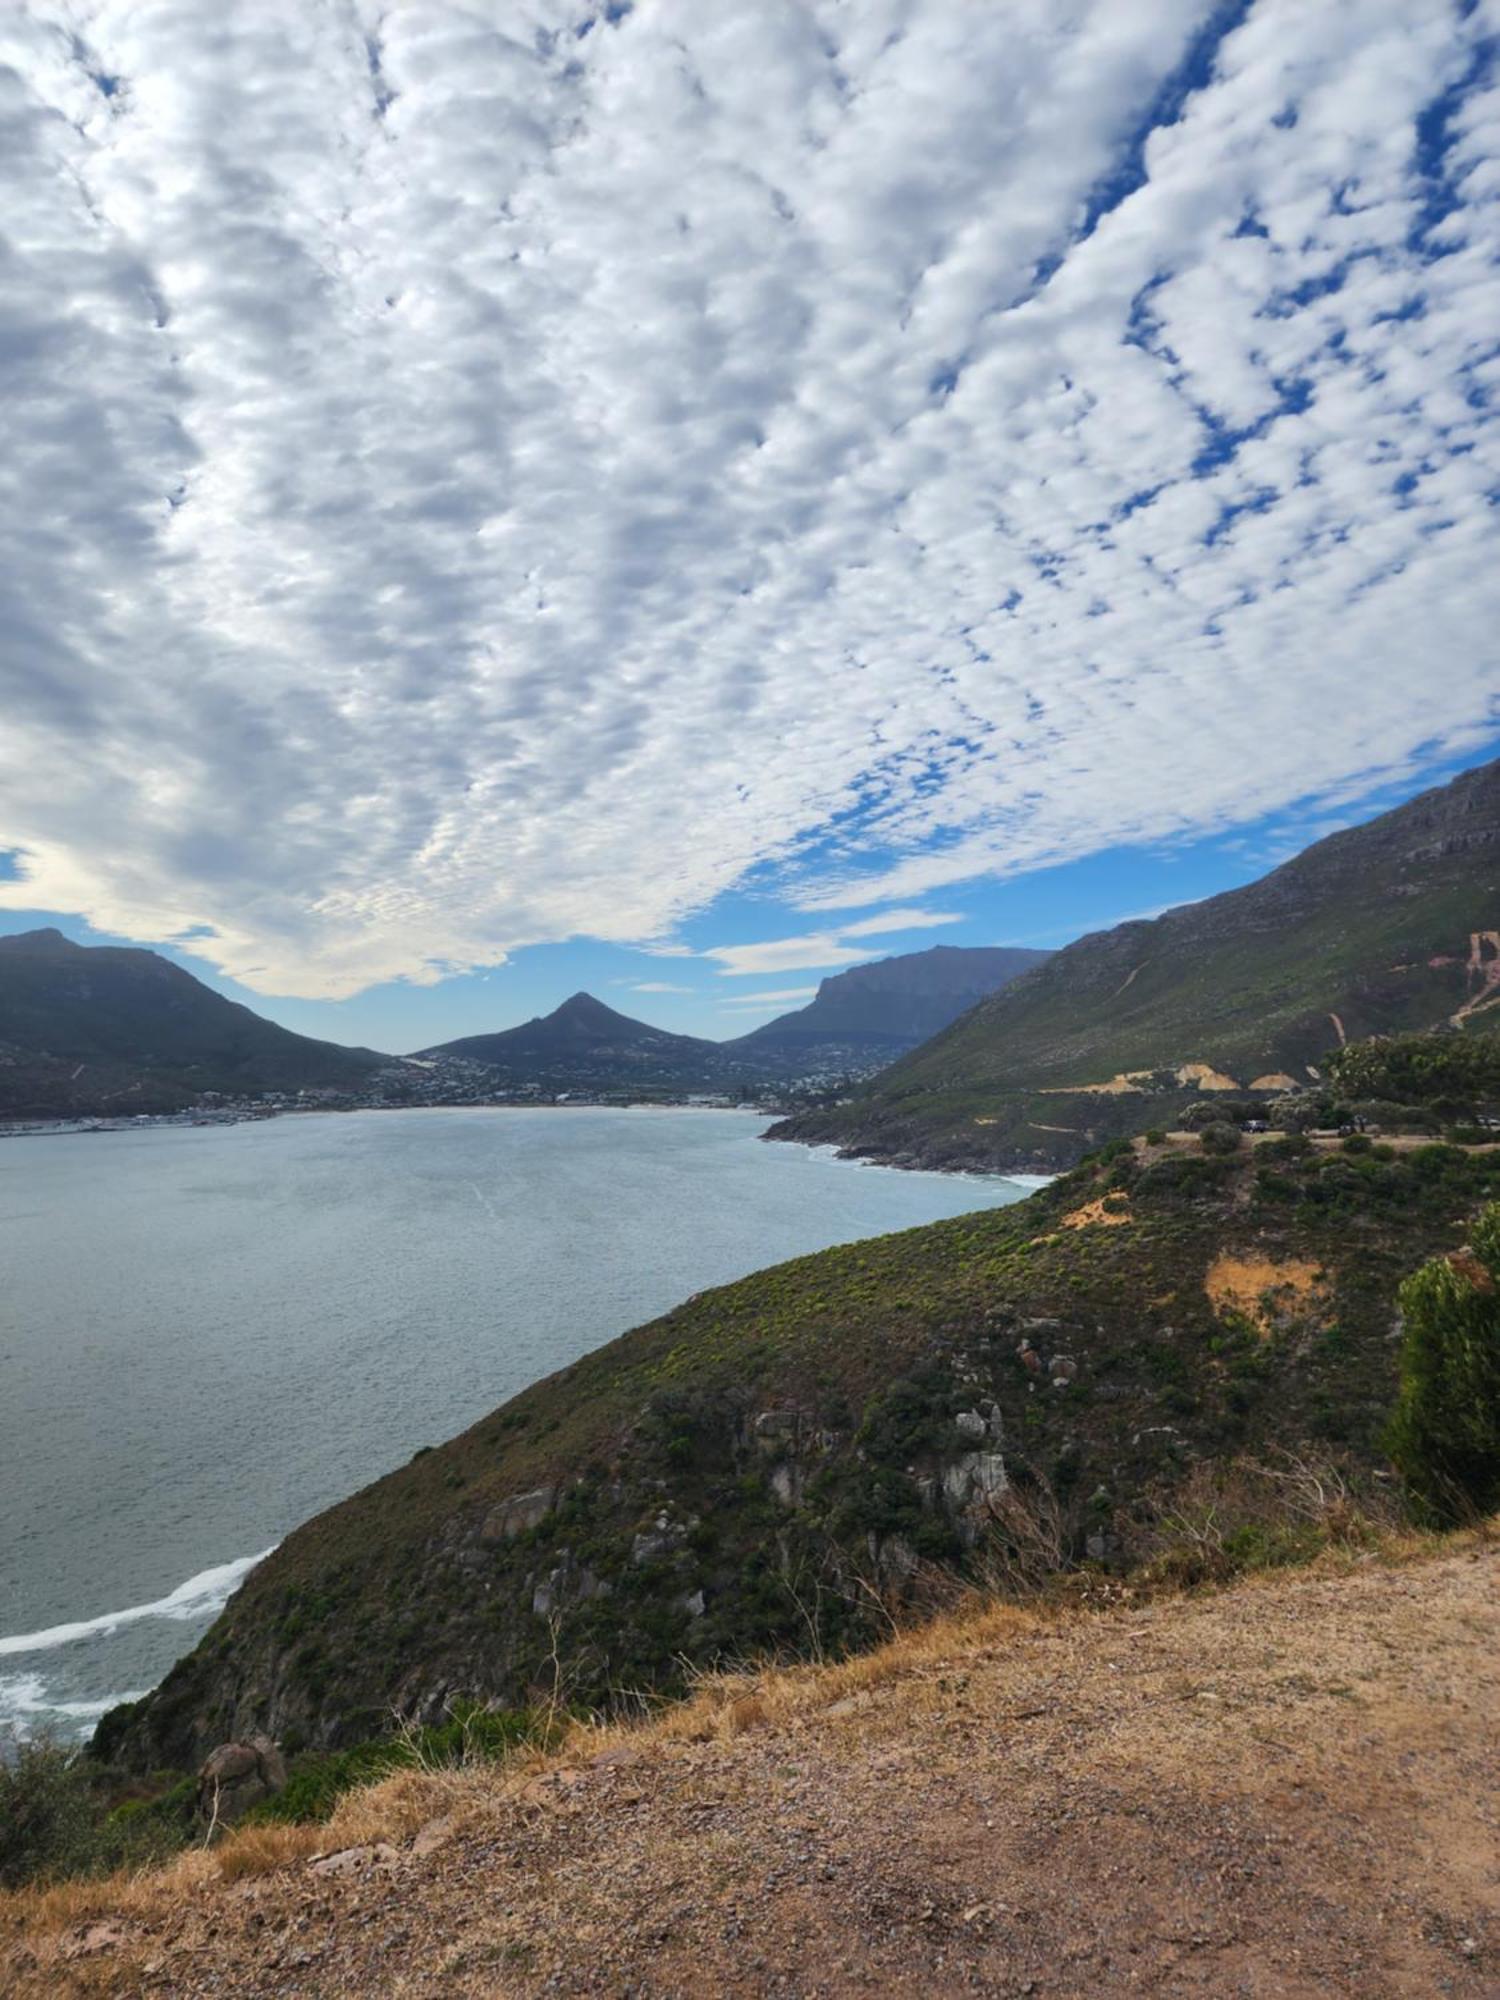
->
0, 1107, 1033, 1740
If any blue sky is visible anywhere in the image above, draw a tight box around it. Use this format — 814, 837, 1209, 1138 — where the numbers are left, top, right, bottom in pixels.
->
1, 2, 1496, 1049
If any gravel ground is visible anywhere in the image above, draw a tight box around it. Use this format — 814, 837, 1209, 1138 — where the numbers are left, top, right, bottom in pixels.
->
7, 1541, 1498, 1998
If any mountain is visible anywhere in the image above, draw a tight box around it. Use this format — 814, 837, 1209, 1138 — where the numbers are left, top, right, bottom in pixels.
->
769, 759, 1500, 1171
96, 1128, 1500, 1773
725, 943, 1049, 1073
0, 928, 385, 1119
420, 992, 733, 1091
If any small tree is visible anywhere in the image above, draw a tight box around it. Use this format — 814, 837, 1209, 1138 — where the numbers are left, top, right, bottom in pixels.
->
1198, 1121, 1242, 1155
1387, 1203, 1500, 1524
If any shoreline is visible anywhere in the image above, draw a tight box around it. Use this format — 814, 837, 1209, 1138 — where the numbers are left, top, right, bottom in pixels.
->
0, 1098, 774, 1143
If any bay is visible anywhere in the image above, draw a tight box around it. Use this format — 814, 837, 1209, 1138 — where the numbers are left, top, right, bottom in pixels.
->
0, 1106, 1032, 1738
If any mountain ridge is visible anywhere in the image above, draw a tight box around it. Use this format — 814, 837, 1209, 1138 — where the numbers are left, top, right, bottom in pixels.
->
421, 943, 1049, 1089
0, 928, 385, 1118
768, 759, 1500, 1171
726, 943, 1048, 1060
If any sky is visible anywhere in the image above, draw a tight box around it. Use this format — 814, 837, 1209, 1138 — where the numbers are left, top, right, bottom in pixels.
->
1, 0, 1497, 1052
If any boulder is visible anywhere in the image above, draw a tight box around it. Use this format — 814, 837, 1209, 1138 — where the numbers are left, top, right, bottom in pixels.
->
196, 1734, 287, 1828
631, 1510, 688, 1565
954, 1409, 988, 1441
480, 1485, 558, 1543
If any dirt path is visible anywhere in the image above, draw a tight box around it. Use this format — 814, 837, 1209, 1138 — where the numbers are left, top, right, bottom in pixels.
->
8, 1543, 1498, 1998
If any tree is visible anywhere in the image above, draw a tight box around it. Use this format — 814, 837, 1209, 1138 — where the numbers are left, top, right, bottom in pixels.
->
1387, 1202, 1500, 1524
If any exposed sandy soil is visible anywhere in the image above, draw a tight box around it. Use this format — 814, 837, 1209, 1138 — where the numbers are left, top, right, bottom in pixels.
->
1202, 1254, 1326, 1332
6, 1540, 1497, 1999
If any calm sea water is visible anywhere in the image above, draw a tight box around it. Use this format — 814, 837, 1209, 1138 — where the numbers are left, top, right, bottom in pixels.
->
0, 1107, 1033, 1740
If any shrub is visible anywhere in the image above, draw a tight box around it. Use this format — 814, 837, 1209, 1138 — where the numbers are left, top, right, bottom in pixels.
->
1386, 1202, 1500, 1524
0, 1737, 97, 1889
1198, 1122, 1242, 1156
1342, 1132, 1373, 1155
1143, 1129, 1166, 1146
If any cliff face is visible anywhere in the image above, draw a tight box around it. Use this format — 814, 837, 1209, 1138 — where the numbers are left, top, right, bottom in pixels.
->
728, 945, 1050, 1058
99, 1130, 1500, 1773
768, 760, 1500, 1171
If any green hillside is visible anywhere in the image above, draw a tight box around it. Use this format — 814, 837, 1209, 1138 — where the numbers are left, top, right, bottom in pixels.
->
101, 1122, 1500, 1774
770, 760, 1500, 1171
0, 929, 384, 1118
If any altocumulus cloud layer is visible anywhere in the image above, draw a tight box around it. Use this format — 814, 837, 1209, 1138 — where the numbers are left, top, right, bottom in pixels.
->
1, 1, 1497, 998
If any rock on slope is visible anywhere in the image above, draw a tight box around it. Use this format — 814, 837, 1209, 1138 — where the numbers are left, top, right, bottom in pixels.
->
98, 1129, 1500, 1774
13, 1540, 1499, 1996
769, 757, 1500, 1171
0, 929, 384, 1118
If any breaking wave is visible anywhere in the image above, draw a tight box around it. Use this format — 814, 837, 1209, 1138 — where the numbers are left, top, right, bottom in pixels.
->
0, 1549, 275, 1658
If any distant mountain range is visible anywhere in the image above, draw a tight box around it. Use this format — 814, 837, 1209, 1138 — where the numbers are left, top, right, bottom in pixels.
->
419, 945, 1048, 1089
0, 928, 384, 1119
0, 932, 1044, 1120
419, 992, 730, 1092
725, 945, 1049, 1069
770, 758, 1500, 1171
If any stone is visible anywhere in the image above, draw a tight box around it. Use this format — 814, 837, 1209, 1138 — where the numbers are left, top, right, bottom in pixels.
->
679, 1588, 706, 1619
954, 1409, 988, 1441
307, 1842, 400, 1878
410, 1817, 455, 1859
1049, 1355, 1078, 1387
197, 1734, 287, 1828
631, 1511, 687, 1565
941, 1450, 1009, 1516
62, 1923, 127, 1959
480, 1485, 557, 1543
769, 1461, 804, 1507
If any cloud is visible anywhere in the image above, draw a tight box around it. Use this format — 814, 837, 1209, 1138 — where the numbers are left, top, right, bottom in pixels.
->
703, 937, 871, 978
703, 905, 962, 974
628, 980, 694, 994
0, 2, 1495, 996
718, 985, 819, 1008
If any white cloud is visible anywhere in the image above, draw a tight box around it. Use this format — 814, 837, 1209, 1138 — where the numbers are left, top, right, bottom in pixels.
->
628, 980, 694, 994
0, 2, 1495, 996
718, 985, 819, 1008
703, 937, 871, 978
835, 909, 964, 940
703, 905, 961, 974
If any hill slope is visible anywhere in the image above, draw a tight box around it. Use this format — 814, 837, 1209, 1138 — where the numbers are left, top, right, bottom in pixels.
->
771, 759, 1500, 1170
419, 992, 733, 1091
14, 1541, 1498, 1996
0, 930, 384, 1118
99, 1126, 1500, 1774
726, 943, 1049, 1072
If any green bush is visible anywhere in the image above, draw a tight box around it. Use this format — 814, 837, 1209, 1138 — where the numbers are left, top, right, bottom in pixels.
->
0, 1737, 98, 1889
1199, 1122, 1242, 1156
1387, 1202, 1500, 1524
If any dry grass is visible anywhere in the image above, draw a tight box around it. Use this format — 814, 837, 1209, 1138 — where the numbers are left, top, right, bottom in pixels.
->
1058, 1193, 1132, 1229
4, 1518, 1490, 1962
